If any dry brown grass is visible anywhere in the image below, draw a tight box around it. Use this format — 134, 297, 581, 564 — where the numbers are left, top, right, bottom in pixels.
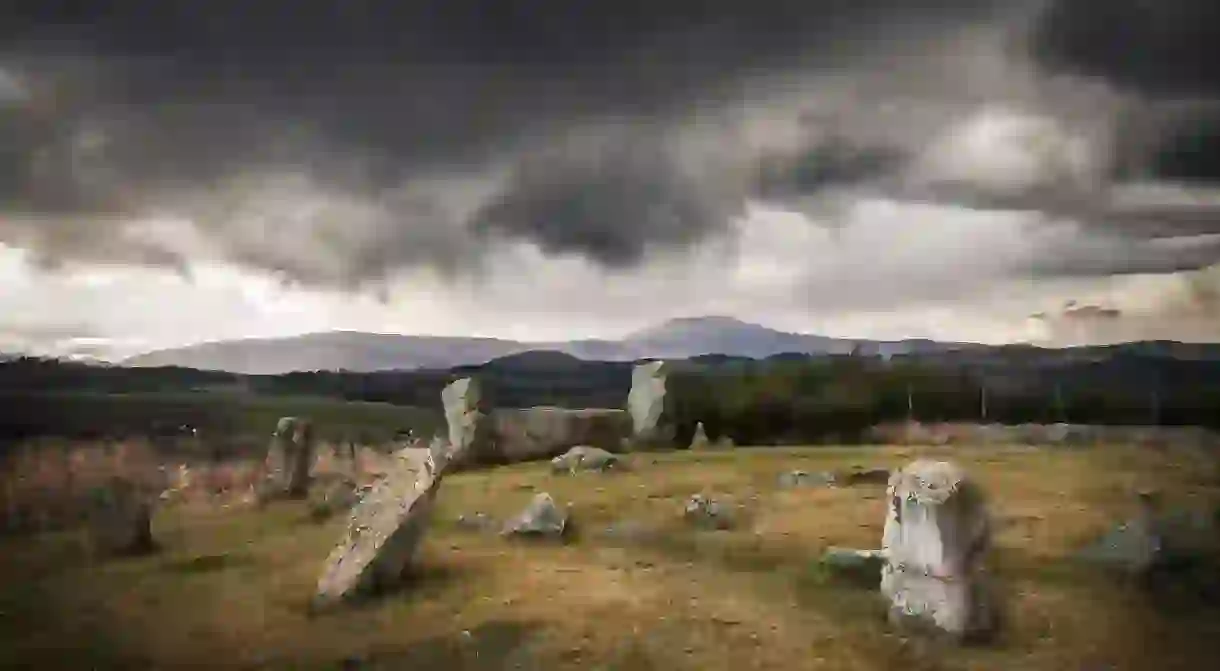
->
1, 444, 1218, 670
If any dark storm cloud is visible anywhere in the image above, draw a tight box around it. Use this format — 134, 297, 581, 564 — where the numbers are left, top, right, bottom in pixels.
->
0, 0, 1014, 284
1031, 0, 1220, 99
470, 126, 748, 266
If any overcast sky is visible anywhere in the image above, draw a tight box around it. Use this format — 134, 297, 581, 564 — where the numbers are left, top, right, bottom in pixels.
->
2, 1, 1220, 360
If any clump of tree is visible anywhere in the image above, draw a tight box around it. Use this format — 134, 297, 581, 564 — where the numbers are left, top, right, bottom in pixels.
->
664, 354, 1220, 447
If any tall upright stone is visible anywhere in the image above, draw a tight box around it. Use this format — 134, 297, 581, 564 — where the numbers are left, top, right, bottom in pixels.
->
689, 422, 710, 451
880, 460, 995, 641
264, 416, 315, 499
442, 377, 493, 465
627, 361, 672, 448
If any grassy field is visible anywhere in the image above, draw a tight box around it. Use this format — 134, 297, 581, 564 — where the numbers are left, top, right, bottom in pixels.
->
0, 391, 444, 448
2, 445, 1219, 670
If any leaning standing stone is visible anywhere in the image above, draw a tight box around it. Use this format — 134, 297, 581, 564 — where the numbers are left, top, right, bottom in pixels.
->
880, 460, 995, 641
312, 438, 458, 610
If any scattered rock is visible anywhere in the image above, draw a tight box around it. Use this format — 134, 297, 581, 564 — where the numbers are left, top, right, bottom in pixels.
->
550, 446, 624, 475
881, 460, 996, 642
820, 547, 886, 587
312, 432, 463, 609
683, 494, 733, 530
501, 493, 569, 539
1078, 492, 1220, 584
86, 477, 155, 557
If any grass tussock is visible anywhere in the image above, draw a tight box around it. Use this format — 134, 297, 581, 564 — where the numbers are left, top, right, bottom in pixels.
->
1, 444, 1218, 670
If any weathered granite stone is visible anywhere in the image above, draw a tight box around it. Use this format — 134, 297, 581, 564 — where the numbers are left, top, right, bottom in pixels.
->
87, 477, 155, 556
683, 494, 733, 530
1078, 491, 1220, 581
880, 460, 995, 641
550, 446, 623, 475
312, 435, 461, 609
490, 407, 632, 464
501, 493, 568, 539
264, 416, 315, 499
627, 361, 673, 448
442, 377, 493, 464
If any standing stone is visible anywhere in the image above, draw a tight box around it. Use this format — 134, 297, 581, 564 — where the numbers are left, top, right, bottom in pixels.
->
313, 435, 462, 609
689, 422, 710, 451
627, 361, 673, 448
87, 477, 154, 557
264, 417, 315, 499
442, 377, 493, 465
880, 460, 995, 641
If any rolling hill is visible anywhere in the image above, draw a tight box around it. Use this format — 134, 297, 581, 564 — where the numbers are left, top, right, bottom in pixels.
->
120, 316, 976, 374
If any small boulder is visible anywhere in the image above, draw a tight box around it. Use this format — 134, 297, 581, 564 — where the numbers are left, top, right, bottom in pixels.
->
683, 494, 733, 530
550, 446, 623, 475
502, 493, 569, 539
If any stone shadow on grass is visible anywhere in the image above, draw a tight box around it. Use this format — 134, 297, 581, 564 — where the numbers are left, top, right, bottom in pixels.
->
304, 560, 473, 617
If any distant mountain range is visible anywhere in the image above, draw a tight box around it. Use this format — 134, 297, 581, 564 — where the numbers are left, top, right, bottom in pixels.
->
121, 316, 986, 374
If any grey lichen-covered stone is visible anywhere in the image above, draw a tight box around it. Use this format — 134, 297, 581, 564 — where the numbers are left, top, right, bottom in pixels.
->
501, 493, 568, 539
880, 460, 995, 641
627, 361, 673, 447
312, 436, 462, 609
263, 416, 316, 499
550, 446, 623, 475
442, 377, 493, 464
1077, 491, 1220, 580
86, 477, 155, 557
683, 494, 733, 530
490, 407, 632, 464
